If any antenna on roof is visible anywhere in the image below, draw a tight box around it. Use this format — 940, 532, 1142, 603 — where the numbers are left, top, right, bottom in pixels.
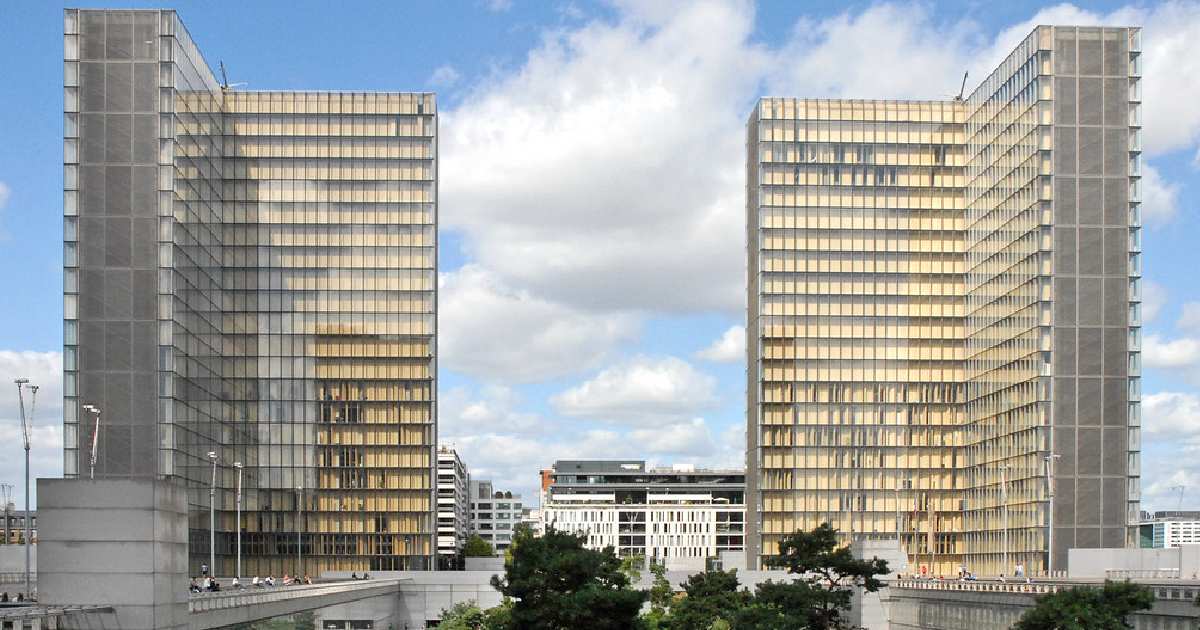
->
1170, 485, 1186, 511
955, 71, 969, 101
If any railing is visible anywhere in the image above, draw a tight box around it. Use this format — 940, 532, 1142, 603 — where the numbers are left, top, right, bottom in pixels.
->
1107, 569, 1180, 580
893, 578, 1200, 602
893, 579, 1063, 595
0, 571, 36, 584
188, 579, 401, 614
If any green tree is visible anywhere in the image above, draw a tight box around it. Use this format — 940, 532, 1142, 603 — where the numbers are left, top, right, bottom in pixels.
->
490, 526, 647, 630
667, 569, 750, 630
438, 599, 513, 630
765, 522, 890, 629
438, 601, 487, 630
463, 534, 495, 558
1013, 580, 1154, 630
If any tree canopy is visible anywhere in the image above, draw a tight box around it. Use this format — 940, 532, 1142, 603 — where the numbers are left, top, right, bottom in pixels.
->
463, 534, 496, 558
490, 526, 647, 630
1013, 580, 1154, 630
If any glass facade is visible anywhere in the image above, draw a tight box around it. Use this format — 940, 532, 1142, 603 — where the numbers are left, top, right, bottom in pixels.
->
64, 9, 437, 576
747, 26, 1140, 575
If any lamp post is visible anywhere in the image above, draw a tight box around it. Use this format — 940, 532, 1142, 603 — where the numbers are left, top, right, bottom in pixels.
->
1000, 464, 1010, 576
15, 379, 37, 600
208, 451, 218, 578
82, 404, 101, 480
1044, 453, 1061, 577
296, 485, 303, 575
234, 462, 243, 582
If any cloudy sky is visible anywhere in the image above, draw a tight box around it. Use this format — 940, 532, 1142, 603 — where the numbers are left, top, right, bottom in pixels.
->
1, 0, 1198, 512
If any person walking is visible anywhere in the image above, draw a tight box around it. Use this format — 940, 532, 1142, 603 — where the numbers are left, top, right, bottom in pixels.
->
1015, 562, 1025, 577
201, 562, 209, 578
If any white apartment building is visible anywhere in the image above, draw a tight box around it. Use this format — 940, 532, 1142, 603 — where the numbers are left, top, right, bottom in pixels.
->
1140, 511, 1200, 548
542, 460, 745, 571
436, 447, 469, 567
469, 480, 523, 553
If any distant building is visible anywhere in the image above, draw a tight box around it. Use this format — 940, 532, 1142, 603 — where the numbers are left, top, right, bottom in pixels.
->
542, 460, 745, 571
436, 447, 470, 566
469, 480, 523, 553
1139, 511, 1200, 548
520, 507, 543, 536
1, 509, 36, 545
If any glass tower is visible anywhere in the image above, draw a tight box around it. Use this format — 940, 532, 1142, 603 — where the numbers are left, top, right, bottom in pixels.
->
746, 26, 1141, 575
63, 9, 438, 575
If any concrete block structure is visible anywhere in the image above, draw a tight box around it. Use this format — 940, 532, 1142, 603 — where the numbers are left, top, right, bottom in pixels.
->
36, 478, 189, 630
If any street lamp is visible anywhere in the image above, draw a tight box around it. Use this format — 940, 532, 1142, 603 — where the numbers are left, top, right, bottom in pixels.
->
208, 451, 218, 578
14, 379, 37, 600
1044, 453, 1061, 577
82, 404, 101, 480
296, 485, 303, 575
234, 462, 243, 582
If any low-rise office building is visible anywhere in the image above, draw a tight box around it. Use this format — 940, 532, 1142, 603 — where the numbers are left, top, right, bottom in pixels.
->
1139, 511, 1200, 548
542, 460, 745, 571
469, 480, 523, 553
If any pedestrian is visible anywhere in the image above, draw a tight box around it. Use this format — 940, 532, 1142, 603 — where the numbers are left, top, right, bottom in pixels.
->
1015, 562, 1024, 577
231, 577, 241, 589
189, 578, 200, 593
16, 593, 24, 602
201, 562, 209, 577
252, 576, 261, 588
1, 592, 8, 602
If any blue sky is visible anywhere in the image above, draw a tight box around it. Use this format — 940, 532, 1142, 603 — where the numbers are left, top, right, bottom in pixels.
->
0, 0, 1198, 512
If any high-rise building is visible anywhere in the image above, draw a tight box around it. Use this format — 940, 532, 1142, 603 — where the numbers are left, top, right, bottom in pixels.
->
542, 460, 745, 571
436, 446, 469, 566
746, 25, 1142, 575
62, 9, 438, 575
468, 480, 523, 553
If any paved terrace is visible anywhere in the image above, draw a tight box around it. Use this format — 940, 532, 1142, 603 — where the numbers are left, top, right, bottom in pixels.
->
887, 577, 1200, 630
187, 579, 403, 630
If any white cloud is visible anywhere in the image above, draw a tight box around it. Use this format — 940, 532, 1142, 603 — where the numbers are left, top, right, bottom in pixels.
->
0, 351, 64, 509
550, 355, 718, 423
484, 0, 512, 12
1143, 391, 1200, 437
1143, 333, 1200, 370
1141, 164, 1181, 225
428, 65, 461, 88
695, 325, 745, 363
767, 4, 984, 100
0, 181, 10, 209
1142, 280, 1168, 324
441, 1, 762, 314
439, 265, 639, 383
439, 383, 543, 437
1178, 302, 1200, 334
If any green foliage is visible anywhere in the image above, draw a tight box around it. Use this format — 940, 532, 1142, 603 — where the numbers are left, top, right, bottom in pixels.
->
491, 526, 647, 630
438, 601, 487, 630
765, 522, 890, 629
641, 523, 889, 630
1013, 580, 1155, 630
438, 599, 513, 630
463, 534, 496, 558
647, 561, 674, 615
668, 569, 751, 630
620, 554, 646, 582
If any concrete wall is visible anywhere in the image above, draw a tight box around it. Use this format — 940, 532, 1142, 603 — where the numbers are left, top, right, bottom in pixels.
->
0, 544, 36, 574
37, 478, 189, 629
327, 570, 505, 628
1068, 546, 1200, 578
